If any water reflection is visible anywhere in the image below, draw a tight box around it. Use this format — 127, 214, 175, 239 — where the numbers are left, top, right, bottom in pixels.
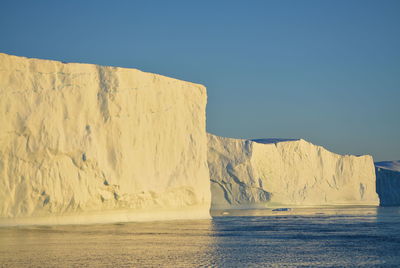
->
1, 207, 400, 267
0, 220, 216, 267
210, 207, 400, 267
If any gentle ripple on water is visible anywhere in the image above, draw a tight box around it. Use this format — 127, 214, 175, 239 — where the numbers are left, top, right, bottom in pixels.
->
1, 207, 400, 267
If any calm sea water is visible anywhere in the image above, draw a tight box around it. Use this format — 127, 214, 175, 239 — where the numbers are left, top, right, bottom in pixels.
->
1, 207, 400, 267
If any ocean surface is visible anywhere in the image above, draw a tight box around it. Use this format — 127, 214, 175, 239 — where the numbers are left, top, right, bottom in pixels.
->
1, 207, 400, 267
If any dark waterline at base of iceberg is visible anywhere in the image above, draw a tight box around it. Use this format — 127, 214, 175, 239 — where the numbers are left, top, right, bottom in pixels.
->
1, 207, 400, 267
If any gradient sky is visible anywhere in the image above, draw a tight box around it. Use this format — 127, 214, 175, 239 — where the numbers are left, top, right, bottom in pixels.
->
1, 0, 399, 161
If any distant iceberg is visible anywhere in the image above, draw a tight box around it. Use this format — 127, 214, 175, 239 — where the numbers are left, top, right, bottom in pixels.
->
375, 161, 400, 206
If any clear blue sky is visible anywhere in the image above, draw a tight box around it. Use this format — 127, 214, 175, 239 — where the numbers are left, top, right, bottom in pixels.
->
1, 0, 399, 161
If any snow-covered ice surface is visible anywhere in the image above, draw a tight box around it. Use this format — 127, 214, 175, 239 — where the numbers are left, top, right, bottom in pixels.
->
208, 134, 379, 209
376, 161, 400, 206
0, 53, 211, 225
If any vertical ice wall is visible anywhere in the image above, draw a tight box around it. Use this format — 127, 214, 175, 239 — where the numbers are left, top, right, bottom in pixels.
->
375, 161, 400, 206
208, 134, 379, 209
0, 53, 211, 225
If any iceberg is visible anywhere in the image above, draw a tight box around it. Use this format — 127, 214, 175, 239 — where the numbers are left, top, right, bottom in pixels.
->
208, 134, 379, 209
0, 53, 211, 225
375, 161, 400, 206
0, 53, 388, 226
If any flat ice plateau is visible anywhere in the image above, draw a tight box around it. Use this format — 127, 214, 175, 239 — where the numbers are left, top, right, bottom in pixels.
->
208, 134, 379, 209
0, 53, 211, 225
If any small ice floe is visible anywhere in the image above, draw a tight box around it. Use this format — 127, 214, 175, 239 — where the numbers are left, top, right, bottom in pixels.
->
272, 208, 292, 212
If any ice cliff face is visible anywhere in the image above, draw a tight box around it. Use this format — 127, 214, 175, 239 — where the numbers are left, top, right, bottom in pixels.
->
375, 161, 400, 206
0, 53, 211, 225
208, 134, 379, 209
0, 53, 386, 225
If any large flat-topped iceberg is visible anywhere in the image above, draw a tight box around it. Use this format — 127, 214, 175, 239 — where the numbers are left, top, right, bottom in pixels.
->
375, 161, 400, 206
208, 134, 379, 209
0, 53, 211, 225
